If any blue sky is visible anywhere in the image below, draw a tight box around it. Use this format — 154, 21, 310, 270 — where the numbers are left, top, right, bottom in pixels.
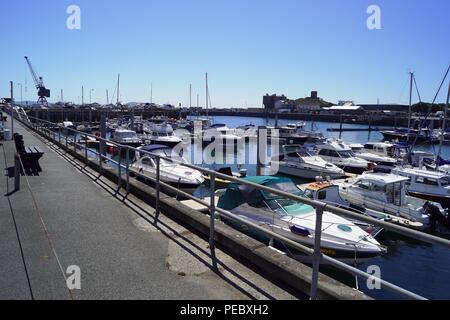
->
0, 0, 449, 107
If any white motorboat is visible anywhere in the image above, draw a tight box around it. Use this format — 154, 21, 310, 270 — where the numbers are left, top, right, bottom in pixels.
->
203, 123, 243, 146
349, 143, 397, 173
111, 129, 143, 148
302, 179, 424, 230
271, 145, 345, 179
391, 167, 450, 211
317, 140, 371, 174
217, 176, 383, 263
337, 172, 442, 226
61, 121, 76, 135
130, 145, 205, 192
146, 123, 182, 148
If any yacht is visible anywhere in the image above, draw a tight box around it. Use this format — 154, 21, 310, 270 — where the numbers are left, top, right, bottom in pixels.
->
380, 128, 439, 144
111, 129, 143, 148
203, 123, 243, 146
349, 143, 397, 173
271, 145, 345, 180
337, 172, 447, 227
146, 123, 182, 148
217, 176, 383, 263
61, 121, 76, 135
391, 167, 450, 210
316, 140, 370, 174
130, 145, 205, 192
302, 178, 423, 230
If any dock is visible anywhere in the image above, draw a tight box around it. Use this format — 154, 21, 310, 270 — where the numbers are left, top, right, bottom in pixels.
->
1, 113, 369, 300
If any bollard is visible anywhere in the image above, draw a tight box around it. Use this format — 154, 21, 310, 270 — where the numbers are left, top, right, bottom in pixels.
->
209, 174, 217, 270
310, 206, 324, 300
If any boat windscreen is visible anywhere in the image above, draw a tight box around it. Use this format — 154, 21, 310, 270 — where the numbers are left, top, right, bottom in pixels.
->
337, 150, 355, 158
262, 182, 303, 200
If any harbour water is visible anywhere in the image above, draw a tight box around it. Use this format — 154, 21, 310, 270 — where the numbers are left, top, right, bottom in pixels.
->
71, 115, 450, 299
191, 116, 450, 300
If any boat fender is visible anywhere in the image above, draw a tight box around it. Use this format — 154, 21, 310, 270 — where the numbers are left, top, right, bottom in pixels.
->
290, 225, 310, 237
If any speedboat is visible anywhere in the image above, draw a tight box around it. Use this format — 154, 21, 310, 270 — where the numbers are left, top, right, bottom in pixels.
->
391, 167, 450, 212
130, 145, 205, 192
146, 123, 182, 148
302, 178, 423, 230
337, 172, 448, 227
203, 123, 242, 146
316, 140, 371, 174
217, 176, 383, 263
111, 129, 143, 148
61, 121, 76, 135
380, 128, 439, 144
271, 145, 345, 180
349, 143, 397, 173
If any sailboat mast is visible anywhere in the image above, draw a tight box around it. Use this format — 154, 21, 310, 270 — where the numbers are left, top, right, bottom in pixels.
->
205, 72, 209, 118
117, 73, 120, 105
189, 83, 192, 108
407, 72, 414, 136
106, 89, 109, 105
436, 83, 450, 167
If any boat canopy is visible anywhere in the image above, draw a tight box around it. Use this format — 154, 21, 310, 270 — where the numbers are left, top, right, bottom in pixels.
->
218, 176, 303, 210
357, 173, 409, 185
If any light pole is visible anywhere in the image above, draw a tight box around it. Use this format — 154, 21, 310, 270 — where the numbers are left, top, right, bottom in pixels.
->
17, 83, 23, 106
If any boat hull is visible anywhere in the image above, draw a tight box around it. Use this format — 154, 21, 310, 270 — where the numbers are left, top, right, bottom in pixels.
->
408, 191, 450, 209
277, 165, 344, 180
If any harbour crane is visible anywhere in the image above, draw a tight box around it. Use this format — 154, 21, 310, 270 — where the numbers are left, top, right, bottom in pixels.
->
24, 56, 51, 106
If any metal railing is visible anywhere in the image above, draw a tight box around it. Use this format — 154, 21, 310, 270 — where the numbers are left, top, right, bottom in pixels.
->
14, 112, 450, 300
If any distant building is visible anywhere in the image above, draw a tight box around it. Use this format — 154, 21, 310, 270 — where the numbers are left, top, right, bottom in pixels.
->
263, 94, 287, 110
263, 91, 321, 111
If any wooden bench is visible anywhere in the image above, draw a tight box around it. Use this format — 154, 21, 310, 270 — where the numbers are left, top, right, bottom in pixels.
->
13, 133, 44, 175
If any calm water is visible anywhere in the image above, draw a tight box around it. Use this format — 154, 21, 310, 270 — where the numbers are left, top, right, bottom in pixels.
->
195, 116, 450, 300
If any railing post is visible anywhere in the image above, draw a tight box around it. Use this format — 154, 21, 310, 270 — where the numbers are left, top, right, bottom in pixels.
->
209, 174, 218, 270
84, 134, 88, 163
58, 126, 61, 145
310, 205, 324, 300
155, 157, 160, 223
65, 134, 68, 150
125, 147, 130, 194
73, 132, 77, 153
117, 146, 122, 189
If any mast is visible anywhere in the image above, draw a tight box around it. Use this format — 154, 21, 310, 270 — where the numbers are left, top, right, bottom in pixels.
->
150, 83, 153, 104
106, 89, 109, 105
189, 83, 192, 108
407, 72, 414, 138
117, 73, 120, 105
205, 72, 209, 118
436, 83, 450, 168
82, 86, 84, 106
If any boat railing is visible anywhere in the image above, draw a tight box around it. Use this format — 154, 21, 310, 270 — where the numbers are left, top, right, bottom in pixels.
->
13, 113, 450, 300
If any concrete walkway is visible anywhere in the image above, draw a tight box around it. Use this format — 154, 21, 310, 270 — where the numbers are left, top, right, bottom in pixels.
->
0, 115, 298, 300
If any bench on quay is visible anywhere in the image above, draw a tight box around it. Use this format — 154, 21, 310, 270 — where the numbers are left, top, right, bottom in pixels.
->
13, 133, 44, 175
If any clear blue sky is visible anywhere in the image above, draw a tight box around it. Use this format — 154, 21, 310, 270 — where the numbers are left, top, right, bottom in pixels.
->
1, 0, 449, 107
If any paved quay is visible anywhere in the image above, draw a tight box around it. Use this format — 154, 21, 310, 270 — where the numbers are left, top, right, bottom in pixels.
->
0, 115, 298, 300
